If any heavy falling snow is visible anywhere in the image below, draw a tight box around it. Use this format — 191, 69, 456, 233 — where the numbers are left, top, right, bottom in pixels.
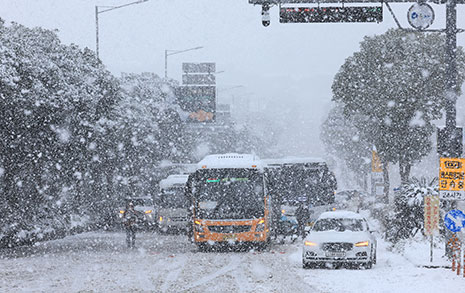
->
1, 1, 465, 292
1, 230, 463, 292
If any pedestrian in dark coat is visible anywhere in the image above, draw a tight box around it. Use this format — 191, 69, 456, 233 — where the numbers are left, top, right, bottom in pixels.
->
296, 203, 310, 239
123, 201, 139, 248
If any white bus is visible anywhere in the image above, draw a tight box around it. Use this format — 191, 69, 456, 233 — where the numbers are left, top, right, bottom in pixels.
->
157, 174, 190, 233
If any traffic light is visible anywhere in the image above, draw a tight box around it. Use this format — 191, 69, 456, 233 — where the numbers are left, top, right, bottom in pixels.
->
280, 6, 383, 23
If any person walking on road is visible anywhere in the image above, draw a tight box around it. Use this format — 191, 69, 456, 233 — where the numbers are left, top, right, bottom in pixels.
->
296, 202, 310, 239
123, 201, 139, 248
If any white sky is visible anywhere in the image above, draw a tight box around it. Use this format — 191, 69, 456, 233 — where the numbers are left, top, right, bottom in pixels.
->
1, 0, 464, 158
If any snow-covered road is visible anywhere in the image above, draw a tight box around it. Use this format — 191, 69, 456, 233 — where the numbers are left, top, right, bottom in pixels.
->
0, 231, 462, 292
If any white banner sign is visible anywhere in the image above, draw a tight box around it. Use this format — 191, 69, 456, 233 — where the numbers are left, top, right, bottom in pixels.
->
440, 190, 465, 201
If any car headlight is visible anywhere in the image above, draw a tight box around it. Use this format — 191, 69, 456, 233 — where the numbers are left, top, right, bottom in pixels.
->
304, 241, 318, 247
145, 210, 152, 214
355, 241, 369, 247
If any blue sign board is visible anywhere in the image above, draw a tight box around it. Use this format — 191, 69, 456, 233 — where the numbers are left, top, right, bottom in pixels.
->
444, 210, 465, 233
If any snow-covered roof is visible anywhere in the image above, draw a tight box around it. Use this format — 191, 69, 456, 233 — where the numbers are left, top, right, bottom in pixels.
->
263, 156, 325, 166
197, 153, 264, 171
125, 196, 152, 200
159, 174, 189, 189
317, 210, 364, 220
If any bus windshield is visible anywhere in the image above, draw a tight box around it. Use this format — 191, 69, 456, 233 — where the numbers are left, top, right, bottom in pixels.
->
124, 197, 153, 207
193, 170, 264, 220
160, 187, 188, 208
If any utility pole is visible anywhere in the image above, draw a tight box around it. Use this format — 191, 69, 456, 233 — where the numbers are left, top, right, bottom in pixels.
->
444, 0, 462, 158
95, 6, 100, 59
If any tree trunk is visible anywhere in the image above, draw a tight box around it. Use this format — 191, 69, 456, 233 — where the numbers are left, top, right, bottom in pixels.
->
363, 171, 368, 192
382, 162, 390, 204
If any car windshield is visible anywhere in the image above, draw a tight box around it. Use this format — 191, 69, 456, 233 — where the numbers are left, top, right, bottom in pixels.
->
160, 187, 188, 208
193, 170, 264, 220
313, 218, 365, 232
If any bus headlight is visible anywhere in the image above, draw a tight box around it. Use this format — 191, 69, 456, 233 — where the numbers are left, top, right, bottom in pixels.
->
355, 241, 369, 247
255, 223, 265, 232
194, 221, 205, 233
256, 219, 265, 232
194, 223, 205, 233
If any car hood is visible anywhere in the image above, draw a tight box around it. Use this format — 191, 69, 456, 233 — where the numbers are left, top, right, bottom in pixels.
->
305, 231, 371, 244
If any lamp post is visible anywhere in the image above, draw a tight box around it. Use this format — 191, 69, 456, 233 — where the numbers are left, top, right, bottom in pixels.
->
95, 0, 149, 59
164, 46, 203, 78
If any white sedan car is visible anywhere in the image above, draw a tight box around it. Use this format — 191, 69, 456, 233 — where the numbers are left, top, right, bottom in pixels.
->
302, 210, 376, 269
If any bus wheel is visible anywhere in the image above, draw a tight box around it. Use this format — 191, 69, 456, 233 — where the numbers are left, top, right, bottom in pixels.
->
257, 239, 271, 251
197, 243, 207, 252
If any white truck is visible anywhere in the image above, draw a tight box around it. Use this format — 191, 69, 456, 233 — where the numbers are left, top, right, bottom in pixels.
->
157, 174, 190, 233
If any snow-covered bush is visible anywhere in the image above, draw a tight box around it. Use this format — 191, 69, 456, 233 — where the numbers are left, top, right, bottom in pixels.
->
385, 177, 437, 243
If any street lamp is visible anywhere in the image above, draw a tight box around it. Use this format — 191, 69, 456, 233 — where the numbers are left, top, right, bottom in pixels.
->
95, 0, 149, 59
165, 46, 203, 78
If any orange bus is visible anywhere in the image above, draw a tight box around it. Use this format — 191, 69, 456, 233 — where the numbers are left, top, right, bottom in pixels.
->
186, 154, 274, 250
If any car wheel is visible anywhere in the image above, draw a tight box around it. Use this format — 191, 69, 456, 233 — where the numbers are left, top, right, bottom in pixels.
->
302, 261, 312, 269
363, 260, 373, 269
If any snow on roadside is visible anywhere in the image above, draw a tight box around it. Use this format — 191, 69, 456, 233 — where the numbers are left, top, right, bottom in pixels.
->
1, 230, 463, 293
292, 237, 463, 293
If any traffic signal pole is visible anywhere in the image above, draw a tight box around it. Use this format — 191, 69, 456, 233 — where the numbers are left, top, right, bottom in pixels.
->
249, 0, 463, 158
444, 0, 461, 158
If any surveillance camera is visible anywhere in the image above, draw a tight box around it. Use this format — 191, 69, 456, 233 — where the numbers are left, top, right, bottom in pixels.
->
262, 3, 270, 27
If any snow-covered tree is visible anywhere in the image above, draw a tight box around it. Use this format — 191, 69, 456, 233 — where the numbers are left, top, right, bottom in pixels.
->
0, 20, 119, 245
332, 29, 465, 185
110, 72, 190, 200
320, 104, 371, 189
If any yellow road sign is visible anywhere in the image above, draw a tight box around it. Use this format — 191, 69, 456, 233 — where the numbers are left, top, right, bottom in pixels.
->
439, 158, 465, 200
372, 150, 382, 173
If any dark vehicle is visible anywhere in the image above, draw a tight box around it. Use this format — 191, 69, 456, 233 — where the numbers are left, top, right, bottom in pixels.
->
264, 157, 337, 236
